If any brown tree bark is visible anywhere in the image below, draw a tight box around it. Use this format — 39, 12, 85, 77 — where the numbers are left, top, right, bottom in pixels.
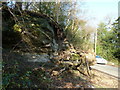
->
15, 2, 22, 10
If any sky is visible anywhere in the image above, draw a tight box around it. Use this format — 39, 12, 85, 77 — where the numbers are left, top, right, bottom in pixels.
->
81, 0, 119, 28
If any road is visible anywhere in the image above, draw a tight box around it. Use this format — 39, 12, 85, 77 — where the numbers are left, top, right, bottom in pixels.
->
91, 64, 120, 78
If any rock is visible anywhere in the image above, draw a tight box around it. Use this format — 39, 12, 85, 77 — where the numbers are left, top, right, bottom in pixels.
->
87, 84, 94, 88
27, 54, 50, 62
52, 39, 58, 52
32, 56, 36, 59
51, 70, 59, 76
72, 70, 80, 76
62, 61, 73, 66
75, 85, 83, 88
66, 56, 70, 60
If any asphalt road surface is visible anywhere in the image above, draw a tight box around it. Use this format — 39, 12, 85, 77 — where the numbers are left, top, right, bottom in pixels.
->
91, 64, 120, 78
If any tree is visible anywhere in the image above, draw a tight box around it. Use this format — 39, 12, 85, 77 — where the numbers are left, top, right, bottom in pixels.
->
97, 18, 120, 62
111, 17, 120, 59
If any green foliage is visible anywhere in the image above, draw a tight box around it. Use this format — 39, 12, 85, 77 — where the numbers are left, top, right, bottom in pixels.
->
97, 23, 112, 60
2, 60, 52, 88
111, 18, 120, 59
97, 20, 120, 64
13, 24, 22, 32
65, 19, 93, 51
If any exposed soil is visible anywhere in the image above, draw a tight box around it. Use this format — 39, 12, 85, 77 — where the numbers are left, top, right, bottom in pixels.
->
50, 70, 93, 88
49, 68, 119, 88
90, 69, 119, 88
